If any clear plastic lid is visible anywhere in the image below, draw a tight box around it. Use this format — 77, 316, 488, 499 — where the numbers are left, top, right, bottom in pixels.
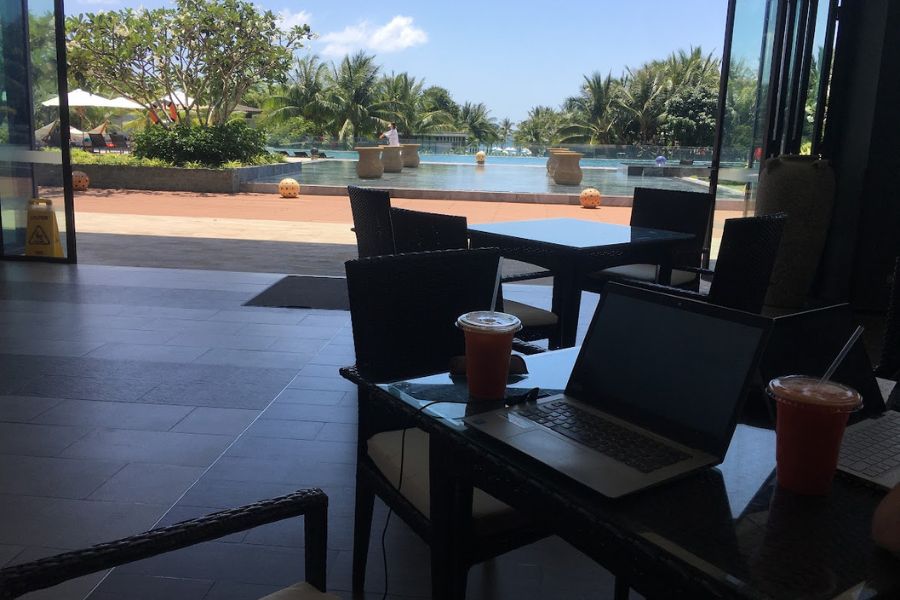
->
767, 375, 863, 413
456, 311, 521, 334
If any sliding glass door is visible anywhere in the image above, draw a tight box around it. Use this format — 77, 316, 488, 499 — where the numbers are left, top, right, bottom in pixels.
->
0, 0, 75, 261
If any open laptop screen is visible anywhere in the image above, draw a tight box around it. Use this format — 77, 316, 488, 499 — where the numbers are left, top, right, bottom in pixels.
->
567, 285, 769, 457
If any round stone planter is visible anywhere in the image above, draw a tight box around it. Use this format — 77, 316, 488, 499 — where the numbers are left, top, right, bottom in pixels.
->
546, 148, 568, 175
401, 144, 421, 168
475, 151, 486, 164
381, 146, 403, 173
579, 187, 601, 209
552, 152, 583, 185
354, 147, 384, 179
757, 154, 836, 308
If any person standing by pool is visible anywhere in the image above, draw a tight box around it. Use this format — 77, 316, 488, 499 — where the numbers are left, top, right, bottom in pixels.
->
380, 122, 400, 146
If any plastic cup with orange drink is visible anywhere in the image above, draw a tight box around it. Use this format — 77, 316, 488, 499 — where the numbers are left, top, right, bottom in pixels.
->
456, 311, 522, 400
767, 375, 862, 495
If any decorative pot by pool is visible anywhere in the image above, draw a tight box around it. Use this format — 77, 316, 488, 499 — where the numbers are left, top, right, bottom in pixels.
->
757, 154, 836, 308
579, 187, 601, 209
552, 152, 583, 185
278, 178, 300, 198
354, 147, 384, 179
381, 146, 403, 173
475, 151, 486, 164
401, 144, 420, 168
72, 170, 90, 191
547, 148, 568, 175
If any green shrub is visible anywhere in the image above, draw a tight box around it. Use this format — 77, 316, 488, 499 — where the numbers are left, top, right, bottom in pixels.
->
133, 120, 270, 167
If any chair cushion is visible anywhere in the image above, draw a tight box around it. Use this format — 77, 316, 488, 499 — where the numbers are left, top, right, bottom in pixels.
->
258, 582, 340, 599
591, 264, 697, 286
367, 428, 513, 523
502, 299, 558, 327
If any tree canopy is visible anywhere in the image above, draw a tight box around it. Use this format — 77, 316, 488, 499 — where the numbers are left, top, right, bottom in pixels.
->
65, 0, 312, 126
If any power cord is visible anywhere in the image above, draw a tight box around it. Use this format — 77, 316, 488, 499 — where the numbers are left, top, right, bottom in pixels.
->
379, 388, 541, 599
380, 399, 452, 600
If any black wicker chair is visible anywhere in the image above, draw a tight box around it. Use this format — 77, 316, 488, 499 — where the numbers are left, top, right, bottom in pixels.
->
389, 206, 559, 348
875, 257, 900, 380
347, 186, 396, 258
342, 248, 545, 597
0, 489, 332, 600
620, 213, 787, 314
582, 187, 714, 293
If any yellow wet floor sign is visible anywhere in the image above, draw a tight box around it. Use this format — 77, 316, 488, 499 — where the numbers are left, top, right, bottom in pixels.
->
25, 199, 64, 257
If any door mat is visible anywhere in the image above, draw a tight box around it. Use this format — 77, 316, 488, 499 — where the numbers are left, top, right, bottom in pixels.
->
244, 276, 349, 310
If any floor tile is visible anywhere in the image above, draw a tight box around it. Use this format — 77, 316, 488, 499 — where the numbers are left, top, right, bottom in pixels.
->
16, 375, 159, 403
0, 455, 125, 499
166, 332, 278, 351
61, 429, 233, 467
0, 422, 91, 457
242, 419, 324, 440
141, 381, 284, 409
285, 376, 357, 393
87, 572, 212, 600
171, 408, 260, 435
0, 395, 64, 422
88, 462, 206, 505
226, 437, 356, 464
0, 495, 165, 549
315, 422, 357, 443
262, 403, 357, 424
86, 343, 210, 364
193, 348, 313, 369
32, 399, 194, 430
275, 389, 345, 405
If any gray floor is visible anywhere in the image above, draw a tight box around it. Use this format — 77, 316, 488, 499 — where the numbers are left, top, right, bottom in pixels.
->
0, 261, 612, 600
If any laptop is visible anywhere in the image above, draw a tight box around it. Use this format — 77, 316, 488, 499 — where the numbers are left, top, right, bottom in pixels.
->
463, 283, 771, 498
760, 304, 900, 489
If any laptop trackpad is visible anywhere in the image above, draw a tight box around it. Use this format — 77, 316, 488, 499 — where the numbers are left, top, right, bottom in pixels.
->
510, 429, 612, 473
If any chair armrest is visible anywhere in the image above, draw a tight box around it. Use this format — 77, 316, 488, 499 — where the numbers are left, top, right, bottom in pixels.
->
0, 489, 328, 599
619, 279, 708, 302
501, 270, 553, 284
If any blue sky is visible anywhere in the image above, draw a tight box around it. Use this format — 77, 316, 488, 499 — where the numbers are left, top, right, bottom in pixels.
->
65, 0, 729, 122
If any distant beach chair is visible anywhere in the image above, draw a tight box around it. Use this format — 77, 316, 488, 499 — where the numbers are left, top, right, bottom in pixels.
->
88, 133, 113, 153
276, 150, 290, 156
679, 159, 694, 166
296, 151, 309, 158
109, 133, 130, 152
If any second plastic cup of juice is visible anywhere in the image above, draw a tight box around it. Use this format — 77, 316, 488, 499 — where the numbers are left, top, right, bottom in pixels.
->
768, 375, 862, 495
456, 311, 521, 400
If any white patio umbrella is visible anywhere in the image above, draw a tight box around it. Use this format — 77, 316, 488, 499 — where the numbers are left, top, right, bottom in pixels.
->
159, 91, 195, 109
107, 96, 144, 109
41, 88, 118, 108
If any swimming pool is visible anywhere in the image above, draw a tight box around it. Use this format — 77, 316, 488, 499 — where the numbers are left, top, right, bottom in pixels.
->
253, 159, 724, 197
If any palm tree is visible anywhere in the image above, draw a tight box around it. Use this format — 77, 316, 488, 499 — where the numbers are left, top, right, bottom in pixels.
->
514, 106, 562, 155
325, 51, 384, 144
377, 72, 426, 136
458, 101, 499, 149
614, 65, 666, 143
263, 54, 330, 129
559, 72, 618, 144
498, 118, 514, 147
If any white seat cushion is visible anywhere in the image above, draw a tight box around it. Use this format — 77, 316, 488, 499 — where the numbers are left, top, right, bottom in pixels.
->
590, 264, 697, 286
367, 428, 512, 521
502, 299, 558, 327
258, 581, 340, 599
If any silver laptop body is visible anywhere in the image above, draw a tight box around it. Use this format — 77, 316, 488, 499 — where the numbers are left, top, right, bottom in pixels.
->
464, 283, 770, 499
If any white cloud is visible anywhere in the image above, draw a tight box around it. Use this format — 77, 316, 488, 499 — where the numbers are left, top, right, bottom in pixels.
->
318, 15, 427, 57
277, 9, 312, 30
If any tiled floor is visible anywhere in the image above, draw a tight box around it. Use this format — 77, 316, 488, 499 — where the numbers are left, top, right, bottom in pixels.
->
0, 261, 616, 600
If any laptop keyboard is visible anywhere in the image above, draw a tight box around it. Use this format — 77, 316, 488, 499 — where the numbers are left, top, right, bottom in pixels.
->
839, 411, 900, 478
516, 400, 691, 473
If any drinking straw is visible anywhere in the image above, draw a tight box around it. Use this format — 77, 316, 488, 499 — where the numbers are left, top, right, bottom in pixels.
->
820, 325, 864, 382
490, 265, 502, 311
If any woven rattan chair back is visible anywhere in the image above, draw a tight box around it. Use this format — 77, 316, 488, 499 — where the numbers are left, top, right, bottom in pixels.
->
389, 207, 468, 253
875, 257, 900, 378
630, 187, 714, 267
345, 248, 499, 382
347, 185, 395, 258
707, 213, 787, 313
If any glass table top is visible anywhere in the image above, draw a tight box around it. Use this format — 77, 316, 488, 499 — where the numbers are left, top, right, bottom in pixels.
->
374, 348, 899, 599
468, 218, 694, 250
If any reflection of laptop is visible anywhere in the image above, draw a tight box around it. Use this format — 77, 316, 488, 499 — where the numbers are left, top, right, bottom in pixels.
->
761, 304, 900, 489
463, 283, 770, 498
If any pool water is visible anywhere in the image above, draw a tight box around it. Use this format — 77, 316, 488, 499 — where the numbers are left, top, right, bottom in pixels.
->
255, 159, 725, 197
320, 151, 669, 168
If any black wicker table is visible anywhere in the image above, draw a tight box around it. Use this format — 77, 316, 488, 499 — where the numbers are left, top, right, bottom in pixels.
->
346, 349, 900, 600
468, 218, 695, 347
